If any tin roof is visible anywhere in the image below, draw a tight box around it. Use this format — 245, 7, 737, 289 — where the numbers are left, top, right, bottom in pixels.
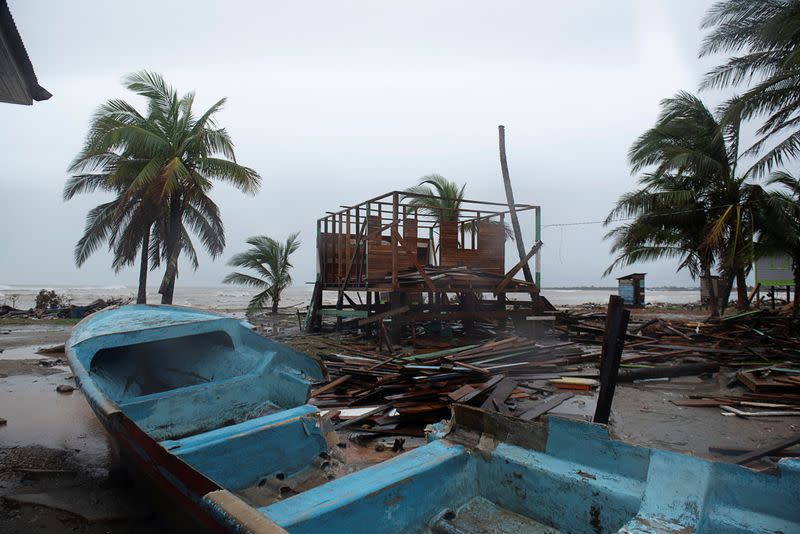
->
0, 0, 51, 105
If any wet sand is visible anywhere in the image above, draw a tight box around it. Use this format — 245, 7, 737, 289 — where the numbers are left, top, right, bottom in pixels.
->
0, 322, 162, 533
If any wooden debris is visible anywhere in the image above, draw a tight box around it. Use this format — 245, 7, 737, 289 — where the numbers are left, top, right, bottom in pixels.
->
518, 393, 574, 421
732, 435, 800, 465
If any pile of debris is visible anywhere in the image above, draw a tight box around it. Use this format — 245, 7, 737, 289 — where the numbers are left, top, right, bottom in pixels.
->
308, 336, 600, 437
555, 306, 800, 418
0, 297, 130, 320
306, 304, 800, 437
556, 308, 799, 364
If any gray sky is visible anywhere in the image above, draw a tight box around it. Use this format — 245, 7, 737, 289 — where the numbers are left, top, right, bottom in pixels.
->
1, 0, 731, 288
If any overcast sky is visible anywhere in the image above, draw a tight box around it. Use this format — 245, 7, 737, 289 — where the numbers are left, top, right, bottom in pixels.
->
1, 0, 736, 288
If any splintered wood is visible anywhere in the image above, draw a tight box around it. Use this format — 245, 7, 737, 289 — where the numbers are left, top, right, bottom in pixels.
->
309, 336, 591, 436
554, 307, 800, 420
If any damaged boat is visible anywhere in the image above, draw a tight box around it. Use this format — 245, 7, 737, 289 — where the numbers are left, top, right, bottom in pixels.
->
67, 305, 800, 533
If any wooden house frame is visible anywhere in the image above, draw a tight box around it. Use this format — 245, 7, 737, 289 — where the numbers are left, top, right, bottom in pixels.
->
307, 190, 545, 335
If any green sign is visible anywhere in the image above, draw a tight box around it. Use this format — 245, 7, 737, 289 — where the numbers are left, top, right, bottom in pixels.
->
755, 254, 794, 287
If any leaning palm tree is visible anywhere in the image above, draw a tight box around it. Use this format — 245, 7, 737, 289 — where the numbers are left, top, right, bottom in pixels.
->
608, 92, 763, 310
700, 0, 800, 176
67, 71, 261, 304
223, 233, 301, 314
604, 175, 720, 315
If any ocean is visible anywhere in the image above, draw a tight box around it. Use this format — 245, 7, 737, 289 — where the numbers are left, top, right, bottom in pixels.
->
0, 284, 702, 312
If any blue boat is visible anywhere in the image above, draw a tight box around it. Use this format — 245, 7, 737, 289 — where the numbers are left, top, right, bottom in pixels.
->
67, 305, 800, 533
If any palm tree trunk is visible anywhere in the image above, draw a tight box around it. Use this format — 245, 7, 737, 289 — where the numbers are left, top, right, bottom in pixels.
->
137, 226, 150, 304
735, 268, 749, 311
498, 126, 535, 286
271, 298, 279, 314
159, 198, 182, 305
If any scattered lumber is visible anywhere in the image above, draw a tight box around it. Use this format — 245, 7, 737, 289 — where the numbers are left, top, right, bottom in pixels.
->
308, 336, 591, 435
518, 393, 574, 421
732, 435, 800, 465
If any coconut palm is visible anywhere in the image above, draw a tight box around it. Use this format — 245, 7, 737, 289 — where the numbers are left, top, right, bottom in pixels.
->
757, 170, 800, 314
608, 92, 763, 310
403, 175, 512, 258
67, 181, 154, 304
223, 233, 301, 314
404, 174, 466, 223
66, 71, 261, 304
700, 0, 800, 176
604, 174, 720, 315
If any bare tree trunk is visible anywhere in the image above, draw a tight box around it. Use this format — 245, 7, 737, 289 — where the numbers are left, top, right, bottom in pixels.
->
159, 198, 182, 305
735, 268, 749, 311
137, 227, 150, 304
498, 125, 534, 285
271, 298, 279, 314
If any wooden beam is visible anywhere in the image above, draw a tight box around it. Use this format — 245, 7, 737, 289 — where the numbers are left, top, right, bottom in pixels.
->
311, 375, 352, 397
357, 305, 411, 326
391, 192, 399, 291
733, 434, 800, 465
495, 240, 543, 293
518, 393, 574, 421
392, 229, 436, 292
593, 295, 631, 425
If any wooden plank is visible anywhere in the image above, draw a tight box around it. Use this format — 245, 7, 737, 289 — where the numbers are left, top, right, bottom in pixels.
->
480, 377, 517, 413
318, 309, 369, 318
346, 211, 351, 276
732, 434, 800, 465
593, 295, 630, 424
518, 393, 574, 421
311, 375, 352, 397
459, 375, 504, 403
721, 406, 800, 417
357, 305, 410, 326
448, 384, 478, 402
495, 240, 543, 293
333, 404, 391, 430
391, 192, 399, 290
671, 398, 732, 407
392, 229, 436, 292
452, 360, 489, 374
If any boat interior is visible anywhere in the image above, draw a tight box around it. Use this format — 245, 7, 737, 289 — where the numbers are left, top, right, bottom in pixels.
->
69, 306, 800, 534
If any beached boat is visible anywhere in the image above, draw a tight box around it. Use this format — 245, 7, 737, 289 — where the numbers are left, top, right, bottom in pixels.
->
67, 305, 800, 533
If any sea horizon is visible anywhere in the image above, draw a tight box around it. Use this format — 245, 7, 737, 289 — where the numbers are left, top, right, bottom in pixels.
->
1, 283, 705, 311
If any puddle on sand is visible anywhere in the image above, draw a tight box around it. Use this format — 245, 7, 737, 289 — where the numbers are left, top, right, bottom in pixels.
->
0, 345, 63, 361
0, 366, 110, 472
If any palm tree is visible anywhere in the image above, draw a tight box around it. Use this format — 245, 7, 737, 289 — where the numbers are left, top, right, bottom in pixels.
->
404, 174, 466, 223
700, 0, 800, 176
223, 233, 301, 314
66, 71, 261, 304
608, 92, 762, 311
757, 170, 800, 314
604, 175, 720, 315
403, 175, 512, 258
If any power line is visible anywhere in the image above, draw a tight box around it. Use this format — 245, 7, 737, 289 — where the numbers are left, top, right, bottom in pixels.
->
542, 196, 791, 229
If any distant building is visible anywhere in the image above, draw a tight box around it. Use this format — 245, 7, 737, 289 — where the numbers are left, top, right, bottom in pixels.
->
0, 0, 51, 105
617, 273, 645, 308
